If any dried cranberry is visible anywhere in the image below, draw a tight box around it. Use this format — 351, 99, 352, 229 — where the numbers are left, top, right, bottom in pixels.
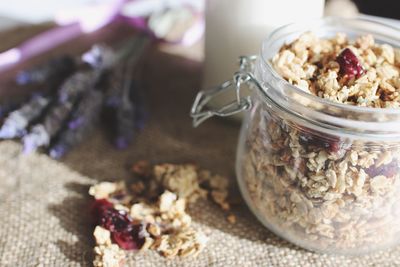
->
366, 160, 398, 178
298, 130, 341, 153
111, 224, 147, 250
90, 199, 113, 223
90, 198, 149, 251
100, 208, 132, 233
336, 48, 365, 79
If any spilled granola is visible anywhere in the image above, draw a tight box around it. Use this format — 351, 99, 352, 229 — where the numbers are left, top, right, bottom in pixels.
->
240, 32, 400, 253
90, 162, 231, 267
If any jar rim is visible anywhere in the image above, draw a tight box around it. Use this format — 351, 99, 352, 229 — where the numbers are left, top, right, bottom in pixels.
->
257, 16, 400, 136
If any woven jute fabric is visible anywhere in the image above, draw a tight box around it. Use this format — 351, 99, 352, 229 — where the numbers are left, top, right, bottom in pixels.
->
1, 25, 400, 267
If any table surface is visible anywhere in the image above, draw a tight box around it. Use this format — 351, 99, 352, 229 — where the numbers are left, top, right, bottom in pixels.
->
1, 23, 400, 267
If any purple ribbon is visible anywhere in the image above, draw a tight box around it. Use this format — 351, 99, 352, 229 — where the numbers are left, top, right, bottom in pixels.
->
0, 0, 204, 72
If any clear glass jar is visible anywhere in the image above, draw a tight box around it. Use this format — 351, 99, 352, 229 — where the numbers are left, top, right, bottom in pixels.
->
191, 17, 400, 255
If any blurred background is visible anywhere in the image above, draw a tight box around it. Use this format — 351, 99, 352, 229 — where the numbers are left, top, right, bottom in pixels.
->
0, 0, 398, 119
1, 0, 399, 32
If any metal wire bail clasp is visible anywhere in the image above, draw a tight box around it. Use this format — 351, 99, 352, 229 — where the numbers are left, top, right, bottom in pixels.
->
190, 55, 260, 127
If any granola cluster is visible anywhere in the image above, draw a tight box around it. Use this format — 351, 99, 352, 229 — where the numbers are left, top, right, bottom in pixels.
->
240, 32, 400, 253
272, 32, 400, 108
93, 226, 126, 267
90, 162, 232, 267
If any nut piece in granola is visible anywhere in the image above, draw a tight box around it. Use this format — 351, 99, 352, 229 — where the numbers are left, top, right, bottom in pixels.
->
93, 227, 125, 267
153, 164, 208, 203
89, 182, 126, 200
94, 226, 112, 246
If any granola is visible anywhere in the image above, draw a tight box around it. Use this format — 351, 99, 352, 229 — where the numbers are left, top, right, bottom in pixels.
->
272, 32, 400, 107
93, 226, 126, 267
90, 163, 231, 267
240, 33, 400, 253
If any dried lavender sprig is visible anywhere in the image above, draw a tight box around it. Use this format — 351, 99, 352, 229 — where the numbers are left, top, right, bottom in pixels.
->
16, 55, 76, 86
0, 94, 51, 139
114, 88, 146, 149
49, 88, 104, 159
103, 36, 150, 149
22, 70, 99, 153
0, 91, 53, 123
23, 98, 74, 153
105, 72, 146, 149
105, 94, 136, 150
57, 70, 100, 103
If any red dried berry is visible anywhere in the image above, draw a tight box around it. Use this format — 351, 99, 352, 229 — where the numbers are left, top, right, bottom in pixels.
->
111, 224, 147, 250
91, 199, 147, 251
112, 230, 138, 250
90, 199, 113, 223
299, 130, 341, 153
366, 160, 398, 178
100, 208, 132, 233
336, 48, 365, 79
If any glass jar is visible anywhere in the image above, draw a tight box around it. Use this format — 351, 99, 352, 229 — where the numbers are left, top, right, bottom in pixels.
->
191, 17, 400, 255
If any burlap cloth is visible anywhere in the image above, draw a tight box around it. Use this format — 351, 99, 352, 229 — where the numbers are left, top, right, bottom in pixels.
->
1, 24, 400, 267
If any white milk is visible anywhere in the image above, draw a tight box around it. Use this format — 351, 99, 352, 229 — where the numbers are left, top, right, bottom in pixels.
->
204, 0, 325, 119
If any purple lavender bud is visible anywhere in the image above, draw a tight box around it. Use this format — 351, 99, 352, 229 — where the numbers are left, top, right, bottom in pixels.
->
15, 73, 30, 85
23, 136, 35, 154
49, 144, 66, 159
23, 122, 54, 154
115, 136, 129, 150
0, 95, 50, 139
16, 55, 76, 86
68, 117, 85, 130
22, 125, 48, 154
